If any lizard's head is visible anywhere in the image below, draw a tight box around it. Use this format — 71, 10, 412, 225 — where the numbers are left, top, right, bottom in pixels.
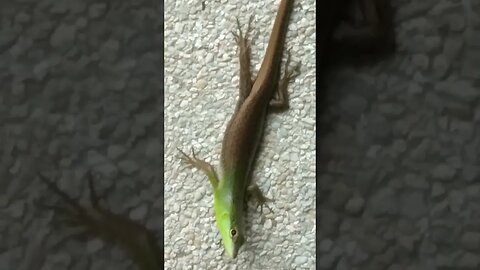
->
213, 187, 244, 258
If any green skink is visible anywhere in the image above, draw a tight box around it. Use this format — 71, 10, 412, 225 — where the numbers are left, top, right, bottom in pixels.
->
179, 0, 299, 258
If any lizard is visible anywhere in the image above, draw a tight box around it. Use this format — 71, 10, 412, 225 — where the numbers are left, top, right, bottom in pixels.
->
36, 0, 299, 266
35, 0, 395, 266
179, 0, 396, 259
178, 0, 300, 259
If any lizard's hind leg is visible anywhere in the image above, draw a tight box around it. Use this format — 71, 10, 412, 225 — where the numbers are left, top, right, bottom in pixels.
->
232, 16, 255, 111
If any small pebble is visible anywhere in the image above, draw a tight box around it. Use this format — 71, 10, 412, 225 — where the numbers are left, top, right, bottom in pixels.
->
319, 239, 333, 252
107, 145, 126, 160
50, 23, 76, 48
130, 203, 149, 221
345, 195, 365, 214
264, 219, 273, 230
118, 160, 139, 175
431, 183, 445, 197
431, 164, 456, 181
95, 162, 118, 178
88, 3, 107, 19
9, 201, 24, 219
294, 255, 307, 265
86, 239, 104, 254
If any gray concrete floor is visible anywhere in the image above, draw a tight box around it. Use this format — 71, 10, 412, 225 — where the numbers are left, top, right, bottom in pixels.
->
318, 0, 480, 269
164, 0, 316, 269
0, 1, 162, 270
1, 0, 479, 269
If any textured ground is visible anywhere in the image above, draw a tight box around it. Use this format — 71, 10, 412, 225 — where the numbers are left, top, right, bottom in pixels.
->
2, 0, 478, 269
164, 0, 316, 269
318, 0, 480, 269
0, 1, 162, 270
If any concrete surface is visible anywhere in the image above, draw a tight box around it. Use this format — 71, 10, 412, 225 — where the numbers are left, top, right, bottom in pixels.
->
318, 0, 480, 269
164, 0, 316, 269
0, 1, 162, 270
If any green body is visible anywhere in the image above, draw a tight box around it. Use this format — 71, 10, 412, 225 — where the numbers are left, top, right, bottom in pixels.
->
213, 168, 245, 258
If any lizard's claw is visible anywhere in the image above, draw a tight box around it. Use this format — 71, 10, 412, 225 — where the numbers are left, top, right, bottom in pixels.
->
284, 50, 301, 81
177, 147, 220, 187
231, 15, 254, 45
247, 184, 274, 214
256, 196, 274, 214
177, 147, 197, 168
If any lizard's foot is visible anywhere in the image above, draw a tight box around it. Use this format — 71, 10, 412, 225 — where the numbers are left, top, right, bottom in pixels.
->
178, 147, 219, 187
283, 50, 301, 82
231, 15, 254, 45
269, 50, 300, 111
247, 184, 274, 214
178, 147, 208, 170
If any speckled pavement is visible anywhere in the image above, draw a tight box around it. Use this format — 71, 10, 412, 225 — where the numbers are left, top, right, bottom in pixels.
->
2, 0, 479, 269
318, 0, 480, 269
0, 1, 162, 270
164, 0, 316, 269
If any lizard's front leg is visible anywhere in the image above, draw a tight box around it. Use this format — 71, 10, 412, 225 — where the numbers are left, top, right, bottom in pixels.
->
178, 147, 220, 188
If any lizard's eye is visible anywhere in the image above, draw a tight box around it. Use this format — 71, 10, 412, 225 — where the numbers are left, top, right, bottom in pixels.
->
230, 229, 237, 238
